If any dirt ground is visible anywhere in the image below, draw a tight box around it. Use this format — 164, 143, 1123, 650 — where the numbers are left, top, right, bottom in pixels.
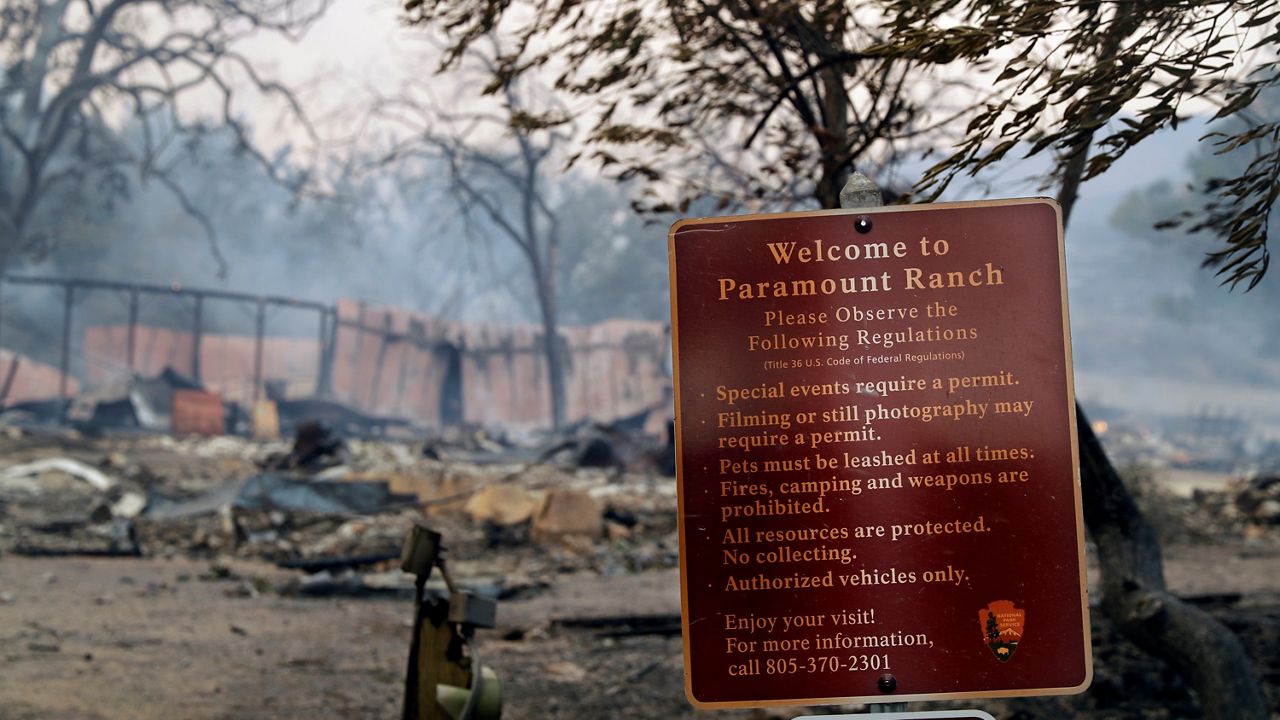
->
1, 430, 1279, 719
2, 544, 1279, 719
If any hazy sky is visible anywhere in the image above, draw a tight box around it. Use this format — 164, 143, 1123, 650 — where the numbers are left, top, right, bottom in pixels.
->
229, 0, 438, 154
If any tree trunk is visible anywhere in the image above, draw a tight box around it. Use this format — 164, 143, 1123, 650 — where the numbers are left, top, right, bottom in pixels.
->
815, 160, 844, 210
0, 218, 16, 270
1077, 406, 1268, 719
813, 67, 850, 210
23, 0, 72, 120
1057, 144, 1269, 720
534, 268, 566, 430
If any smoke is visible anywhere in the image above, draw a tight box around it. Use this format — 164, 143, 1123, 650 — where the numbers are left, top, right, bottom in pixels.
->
0, 123, 671, 383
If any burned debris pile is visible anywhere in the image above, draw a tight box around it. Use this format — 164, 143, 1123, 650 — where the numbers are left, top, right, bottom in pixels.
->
0, 404, 679, 604
1123, 467, 1280, 545
1185, 475, 1280, 543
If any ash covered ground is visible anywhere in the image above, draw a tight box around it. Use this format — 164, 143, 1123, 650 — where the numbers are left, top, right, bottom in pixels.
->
1, 425, 1278, 719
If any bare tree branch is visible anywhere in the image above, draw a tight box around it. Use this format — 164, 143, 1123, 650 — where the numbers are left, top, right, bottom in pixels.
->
0, 0, 332, 268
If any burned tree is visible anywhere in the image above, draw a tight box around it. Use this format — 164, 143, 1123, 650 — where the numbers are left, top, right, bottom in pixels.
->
865, 3, 1276, 717
0, 0, 329, 275
376, 60, 572, 428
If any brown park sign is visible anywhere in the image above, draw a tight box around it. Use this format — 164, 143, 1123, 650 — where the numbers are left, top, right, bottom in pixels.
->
668, 199, 1091, 708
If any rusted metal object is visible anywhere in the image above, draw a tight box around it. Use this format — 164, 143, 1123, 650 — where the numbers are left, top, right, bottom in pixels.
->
170, 389, 224, 436
400, 524, 502, 720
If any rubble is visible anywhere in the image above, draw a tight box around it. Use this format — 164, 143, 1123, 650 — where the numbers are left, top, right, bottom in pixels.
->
229, 473, 415, 515
0, 410, 1276, 719
260, 420, 346, 472
61, 367, 205, 433
1128, 469, 1280, 545
573, 434, 618, 468
1192, 475, 1280, 542
251, 400, 281, 441
0, 416, 850, 647
12, 515, 140, 557
531, 488, 603, 545
465, 484, 541, 527
273, 397, 417, 438
288, 569, 416, 598
0, 397, 69, 426
111, 491, 148, 519
0, 457, 116, 492
0, 417, 685, 585
170, 389, 225, 436
276, 552, 402, 574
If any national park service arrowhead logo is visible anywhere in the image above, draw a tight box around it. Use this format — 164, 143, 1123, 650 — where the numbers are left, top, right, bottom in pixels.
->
980, 600, 1024, 662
